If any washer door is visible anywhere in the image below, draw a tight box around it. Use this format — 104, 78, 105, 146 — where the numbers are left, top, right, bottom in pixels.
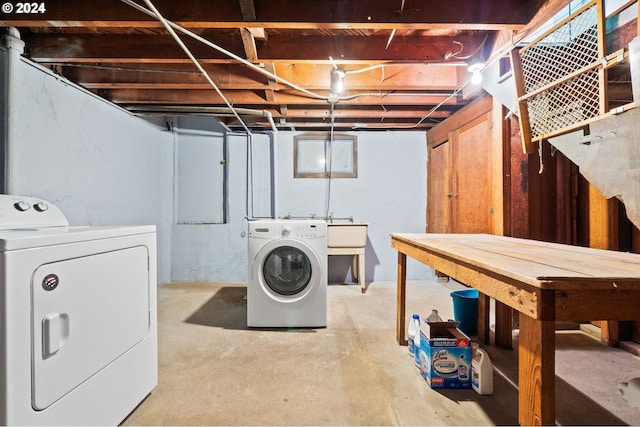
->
263, 245, 312, 296
254, 238, 321, 301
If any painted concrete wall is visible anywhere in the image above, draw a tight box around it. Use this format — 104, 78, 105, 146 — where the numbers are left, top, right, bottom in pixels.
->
6, 58, 174, 283
170, 127, 273, 283
171, 129, 431, 283
275, 131, 431, 283
5, 55, 431, 285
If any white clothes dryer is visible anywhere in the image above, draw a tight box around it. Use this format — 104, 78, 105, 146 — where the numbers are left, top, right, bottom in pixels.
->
0, 195, 157, 426
247, 219, 327, 328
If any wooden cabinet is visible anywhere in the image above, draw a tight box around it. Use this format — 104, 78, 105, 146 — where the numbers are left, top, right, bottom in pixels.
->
427, 95, 503, 235
427, 95, 509, 345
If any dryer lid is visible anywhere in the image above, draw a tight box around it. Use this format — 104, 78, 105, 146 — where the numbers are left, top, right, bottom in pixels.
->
0, 225, 156, 251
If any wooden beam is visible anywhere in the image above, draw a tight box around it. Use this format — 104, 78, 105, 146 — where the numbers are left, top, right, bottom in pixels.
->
238, 0, 257, 21
509, 49, 535, 154
263, 63, 277, 103
240, 28, 259, 62
57, 62, 463, 91
102, 89, 467, 106
0, 0, 536, 28
22, 32, 486, 63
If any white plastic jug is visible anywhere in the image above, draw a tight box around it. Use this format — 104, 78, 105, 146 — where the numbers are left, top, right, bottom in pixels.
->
408, 314, 420, 357
471, 346, 493, 395
426, 309, 443, 322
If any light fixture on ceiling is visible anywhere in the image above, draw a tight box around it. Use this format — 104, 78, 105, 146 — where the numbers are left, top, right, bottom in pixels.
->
467, 61, 484, 85
329, 67, 346, 103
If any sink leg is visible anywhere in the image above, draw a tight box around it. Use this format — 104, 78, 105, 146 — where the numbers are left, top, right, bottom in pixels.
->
352, 255, 359, 282
358, 253, 365, 293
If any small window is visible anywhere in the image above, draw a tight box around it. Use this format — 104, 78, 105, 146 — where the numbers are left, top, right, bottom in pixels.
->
294, 133, 357, 178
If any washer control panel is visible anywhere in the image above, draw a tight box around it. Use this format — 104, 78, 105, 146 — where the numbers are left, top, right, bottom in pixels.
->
249, 220, 327, 239
289, 224, 322, 238
0, 195, 69, 229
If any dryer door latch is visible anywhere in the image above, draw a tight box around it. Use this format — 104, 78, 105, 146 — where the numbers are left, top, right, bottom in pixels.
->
42, 312, 70, 359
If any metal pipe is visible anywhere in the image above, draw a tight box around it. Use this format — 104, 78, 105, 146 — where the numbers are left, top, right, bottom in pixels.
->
0, 27, 25, 193
126, 105, 278, 132
140, 0, 252, 134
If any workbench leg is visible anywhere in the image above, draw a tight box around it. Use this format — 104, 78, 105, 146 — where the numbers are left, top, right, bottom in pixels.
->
599, 320, 619, 346
495, 302, 513, 349
477, 292, 490, 344
396, 252, 407, 345
518, 314, 555, 426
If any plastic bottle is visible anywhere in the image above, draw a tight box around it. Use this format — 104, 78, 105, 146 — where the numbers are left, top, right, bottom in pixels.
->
413, 319, 422, 368
426, 309, 443, 322
471, 345, 494, 395
458, 352, 469, 381
407, 314, 420, 357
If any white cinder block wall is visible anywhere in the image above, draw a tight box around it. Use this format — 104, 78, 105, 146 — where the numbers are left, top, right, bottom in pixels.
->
4, 54, 432, 285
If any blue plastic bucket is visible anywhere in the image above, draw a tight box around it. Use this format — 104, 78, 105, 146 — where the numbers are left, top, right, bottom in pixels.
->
450, 288, 479, 336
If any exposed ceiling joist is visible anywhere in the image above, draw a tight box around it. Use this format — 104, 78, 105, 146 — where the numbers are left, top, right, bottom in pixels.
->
1, 0, 555, 132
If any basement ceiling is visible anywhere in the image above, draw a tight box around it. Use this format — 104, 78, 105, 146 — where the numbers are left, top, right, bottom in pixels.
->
1, 0, 558, 132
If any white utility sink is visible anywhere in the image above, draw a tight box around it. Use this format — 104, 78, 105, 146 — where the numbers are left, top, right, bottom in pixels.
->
327, 223, 368, 248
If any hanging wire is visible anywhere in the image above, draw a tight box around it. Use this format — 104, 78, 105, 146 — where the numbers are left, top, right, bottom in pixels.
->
444, 41, 469, 60
120, 0, 487, 131
385, 29, 396, 51
324, 102, 336, 221
121, 0, 326, 101
141, 0, 251, 134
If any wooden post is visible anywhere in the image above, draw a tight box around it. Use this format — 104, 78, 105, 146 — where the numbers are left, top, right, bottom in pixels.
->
477, 292, 491, 344
495, 301, 514, 349
589, 184, 620, 344
509, 49, 535, 154
396, 252, 407, 344
519, 314, 556, 426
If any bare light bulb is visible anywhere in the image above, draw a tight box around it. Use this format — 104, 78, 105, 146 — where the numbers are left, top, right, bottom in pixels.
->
467, 62, 484, 85
330, 68, 345, 95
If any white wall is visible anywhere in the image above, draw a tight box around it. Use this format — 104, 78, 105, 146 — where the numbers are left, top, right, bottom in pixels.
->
170, 128, 273, 283
4, 55, 431, 285
276, 131, 431, 282
5, 58, 174, 283
169, 129, 431, 283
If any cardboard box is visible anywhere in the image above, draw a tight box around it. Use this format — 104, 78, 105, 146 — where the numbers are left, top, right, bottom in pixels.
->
418, 321, 471, 389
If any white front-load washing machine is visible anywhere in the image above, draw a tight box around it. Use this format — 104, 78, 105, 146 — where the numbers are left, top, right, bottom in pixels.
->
0, 194, 157, 426
247, 219, 327, 328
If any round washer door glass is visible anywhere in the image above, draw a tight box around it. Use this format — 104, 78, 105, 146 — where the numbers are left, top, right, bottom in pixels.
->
262, 245, 312, 296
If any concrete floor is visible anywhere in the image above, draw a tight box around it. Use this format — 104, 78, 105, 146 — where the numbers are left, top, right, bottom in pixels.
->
123, 280, 640, 426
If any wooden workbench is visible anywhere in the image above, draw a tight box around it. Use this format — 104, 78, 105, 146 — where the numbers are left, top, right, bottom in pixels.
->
391, 233, 640, 426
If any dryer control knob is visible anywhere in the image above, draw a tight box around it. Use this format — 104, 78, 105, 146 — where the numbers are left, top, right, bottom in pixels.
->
34, 202, 49, 212
14, 201, 30, 211
282, 226, 292, 236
